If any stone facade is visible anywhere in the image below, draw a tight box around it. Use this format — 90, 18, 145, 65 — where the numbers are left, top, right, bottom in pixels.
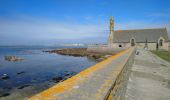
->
108, 17, 169, 50
110, 42, 169, 50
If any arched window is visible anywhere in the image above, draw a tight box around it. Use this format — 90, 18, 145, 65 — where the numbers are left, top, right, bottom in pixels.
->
131, 39, 135, 46
159, 39, 163, 46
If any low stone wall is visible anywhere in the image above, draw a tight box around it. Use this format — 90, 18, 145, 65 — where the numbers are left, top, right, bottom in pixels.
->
106, 48, 135, 100
28, 48, 135, 100
87, 45, 127, 54
87, 44, 109, 53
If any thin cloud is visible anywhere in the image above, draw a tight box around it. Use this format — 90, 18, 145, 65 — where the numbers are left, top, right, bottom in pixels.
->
0, 17, 108, 39
0, 16, 109, 45
0, 15, 169, 45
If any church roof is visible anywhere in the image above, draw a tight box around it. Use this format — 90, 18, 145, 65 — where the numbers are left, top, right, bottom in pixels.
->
113, 28, 169, 43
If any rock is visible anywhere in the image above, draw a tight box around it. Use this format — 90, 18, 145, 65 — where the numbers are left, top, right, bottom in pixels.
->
97, 58, 105, 62
16, 71, 25, 75
4, 56, 24, 62
63, 71, 71, 76
50, 72, 76, 83
104, 55, 111, 58
1, 74, 10, 80
52, 76, 63, 83
0, 93, 10, 97
65, 73, 70, 76
17, 84, 30, 89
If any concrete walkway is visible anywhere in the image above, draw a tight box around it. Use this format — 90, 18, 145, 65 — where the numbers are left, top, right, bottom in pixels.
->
125, 50, 170, 100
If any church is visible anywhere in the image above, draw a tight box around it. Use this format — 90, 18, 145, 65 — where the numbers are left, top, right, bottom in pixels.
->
108, 17, 169, 50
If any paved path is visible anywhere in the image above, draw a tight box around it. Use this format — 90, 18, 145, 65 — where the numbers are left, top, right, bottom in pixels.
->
125, 50, 170, 100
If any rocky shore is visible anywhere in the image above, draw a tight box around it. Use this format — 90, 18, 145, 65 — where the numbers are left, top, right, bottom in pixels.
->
44, 48, 114, 62
46, 48, 87, 56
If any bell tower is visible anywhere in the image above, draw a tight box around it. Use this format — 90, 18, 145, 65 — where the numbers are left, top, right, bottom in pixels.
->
110, 16, 114, 33
108, 16, 114, 47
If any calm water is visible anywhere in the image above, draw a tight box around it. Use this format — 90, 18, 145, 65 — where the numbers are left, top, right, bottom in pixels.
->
0, 46, 96, 99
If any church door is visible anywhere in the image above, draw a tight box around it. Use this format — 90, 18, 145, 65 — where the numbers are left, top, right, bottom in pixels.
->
131, 39, 135, 46
159, 39, 163, 46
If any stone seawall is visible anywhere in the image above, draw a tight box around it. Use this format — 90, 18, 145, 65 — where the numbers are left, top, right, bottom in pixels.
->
106, 48, 135, 100
29, 48, 135, 100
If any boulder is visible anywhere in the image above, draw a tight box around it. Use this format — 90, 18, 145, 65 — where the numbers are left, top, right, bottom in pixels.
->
1, 74, 10, 80
17, 71, 25, 75
4, 56, 24, 62
0, 93, 10, 97
17, 84, 30, 89
52, 76, 63, 83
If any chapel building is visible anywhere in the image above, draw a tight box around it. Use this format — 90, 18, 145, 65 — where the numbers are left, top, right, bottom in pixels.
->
108, 17, 169, 50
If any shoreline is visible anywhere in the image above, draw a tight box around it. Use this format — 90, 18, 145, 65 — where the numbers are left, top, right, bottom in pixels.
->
0, 46, 97, 100
44, 48, 113, 62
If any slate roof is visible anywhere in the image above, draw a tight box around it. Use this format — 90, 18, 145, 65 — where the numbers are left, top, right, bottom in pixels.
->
113, 28, 168, 43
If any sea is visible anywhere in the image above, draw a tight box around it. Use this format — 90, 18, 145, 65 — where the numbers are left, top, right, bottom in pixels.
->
0, 46, 96, 99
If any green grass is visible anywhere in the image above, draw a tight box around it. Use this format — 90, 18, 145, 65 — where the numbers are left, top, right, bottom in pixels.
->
151, 51, 170, 62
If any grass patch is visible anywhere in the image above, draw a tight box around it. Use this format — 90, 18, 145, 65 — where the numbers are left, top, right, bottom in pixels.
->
151, 51, 170, 62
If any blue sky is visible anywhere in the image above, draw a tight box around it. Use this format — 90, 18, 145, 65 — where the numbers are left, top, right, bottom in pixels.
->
0, 0, 170, 45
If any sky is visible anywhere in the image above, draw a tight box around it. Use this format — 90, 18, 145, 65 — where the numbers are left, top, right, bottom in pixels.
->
0, 0, 170, 45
